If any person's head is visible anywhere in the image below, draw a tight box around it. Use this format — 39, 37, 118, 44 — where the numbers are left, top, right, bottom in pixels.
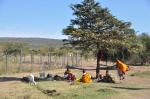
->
82, 69, 86, 74
99, 74, 104, 79
115, 58, 118, 61
106, 70, 109, 74
68, 70, 71, 73
67, 67, 69, 70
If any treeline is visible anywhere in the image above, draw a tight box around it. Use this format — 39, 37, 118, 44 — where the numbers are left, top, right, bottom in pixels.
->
102, 33, 150, 65
0, 33, 150, 65
0, 37, 64, 47
0, 33, 150, 66
0, 33, 149, 75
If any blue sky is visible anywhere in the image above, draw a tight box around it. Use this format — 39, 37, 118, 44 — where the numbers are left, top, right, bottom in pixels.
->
0, 0, 150, 39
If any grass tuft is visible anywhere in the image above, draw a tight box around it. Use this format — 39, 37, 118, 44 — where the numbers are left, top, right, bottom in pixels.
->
23, 94, 31, 99
97, 88, 119, 95
130, 71, 150, 78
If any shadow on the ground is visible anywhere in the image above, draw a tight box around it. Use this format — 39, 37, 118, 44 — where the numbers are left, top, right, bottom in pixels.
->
69, 66, 116, 71
111, 86, 150, 90
69, 67, 96, 71
0, 77, 21, 82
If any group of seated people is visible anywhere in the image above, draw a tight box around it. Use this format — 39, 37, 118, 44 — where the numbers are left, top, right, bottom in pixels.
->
46, 67, 117, 83
41, 59, 128, 84
64, 67, 91, 83
63, 67, 118, 83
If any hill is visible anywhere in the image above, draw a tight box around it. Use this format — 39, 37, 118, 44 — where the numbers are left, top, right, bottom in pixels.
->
0, 37, 65, 47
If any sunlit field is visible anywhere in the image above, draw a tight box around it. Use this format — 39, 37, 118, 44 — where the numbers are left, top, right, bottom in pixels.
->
0, 60, 150, 99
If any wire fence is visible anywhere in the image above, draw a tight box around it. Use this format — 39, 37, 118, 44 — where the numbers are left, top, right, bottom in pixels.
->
0, 52, 83, 75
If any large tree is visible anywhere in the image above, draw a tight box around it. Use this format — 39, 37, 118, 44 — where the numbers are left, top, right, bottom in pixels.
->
63, 0, 134, 78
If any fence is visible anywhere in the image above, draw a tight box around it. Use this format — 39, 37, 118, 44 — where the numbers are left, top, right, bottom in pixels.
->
0, 52, 83, 75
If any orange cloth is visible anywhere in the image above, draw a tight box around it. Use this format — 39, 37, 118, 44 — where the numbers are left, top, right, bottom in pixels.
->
81, 73, 91, 83
116, 60, 130, 74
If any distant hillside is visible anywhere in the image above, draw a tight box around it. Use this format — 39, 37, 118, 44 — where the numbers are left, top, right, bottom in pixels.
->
0, 37, 65, 47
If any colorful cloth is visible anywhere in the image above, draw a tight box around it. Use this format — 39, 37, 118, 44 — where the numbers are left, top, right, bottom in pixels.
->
105, 73, 117, 83
67, 73, 76, 81
116, 59, 130, 74
81, 73, 91, 83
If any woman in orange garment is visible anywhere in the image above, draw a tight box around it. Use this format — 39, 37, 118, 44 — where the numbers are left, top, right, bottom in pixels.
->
116, 58, 130, 80
81, 69, 91, 83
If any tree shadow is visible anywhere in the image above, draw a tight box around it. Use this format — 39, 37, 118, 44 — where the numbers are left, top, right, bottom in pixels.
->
69, 66, 96, 71
0, 77, 21, 82
111, 86, 150, 90
69, 66, 116, 71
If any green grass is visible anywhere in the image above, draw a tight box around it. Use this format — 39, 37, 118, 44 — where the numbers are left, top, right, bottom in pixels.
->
1, 66, 150, 99
130, 71, 150, 78
34, 81, 119, 99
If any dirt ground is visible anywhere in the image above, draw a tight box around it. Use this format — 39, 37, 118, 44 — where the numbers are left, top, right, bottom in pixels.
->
0, 60, 150, 99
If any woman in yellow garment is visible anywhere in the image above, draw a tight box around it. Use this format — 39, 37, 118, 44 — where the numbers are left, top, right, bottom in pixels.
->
81, 69, 91, 83
116, 58, 130, 80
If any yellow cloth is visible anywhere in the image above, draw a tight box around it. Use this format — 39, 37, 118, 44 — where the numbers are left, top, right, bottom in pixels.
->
75, 79, 81, 82
81, 73, 91, 83
117, 60, 130, 74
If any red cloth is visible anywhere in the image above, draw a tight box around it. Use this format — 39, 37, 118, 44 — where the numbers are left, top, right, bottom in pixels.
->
67, 73, 76, 81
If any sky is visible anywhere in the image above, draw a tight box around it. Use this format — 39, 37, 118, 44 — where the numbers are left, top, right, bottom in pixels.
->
0, 0, 150, 39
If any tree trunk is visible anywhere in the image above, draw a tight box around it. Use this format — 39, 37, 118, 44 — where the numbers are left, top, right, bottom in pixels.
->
96, 50, 102, 78
96, 55, 100, 78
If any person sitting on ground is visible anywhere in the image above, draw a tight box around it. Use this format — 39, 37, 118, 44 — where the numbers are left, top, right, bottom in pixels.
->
105, 70, 117, 83
64, 67, 71, 78
66, 70, 76, 82
81, 69, 91, 83
54, 75, 64, 81
98, 74, 107, 82
46, 73, 53, 81
98, 70, 117, 83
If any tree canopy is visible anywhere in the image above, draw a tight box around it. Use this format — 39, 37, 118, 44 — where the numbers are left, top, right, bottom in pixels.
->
63, 0, 144, 77
63, 0, 133, 52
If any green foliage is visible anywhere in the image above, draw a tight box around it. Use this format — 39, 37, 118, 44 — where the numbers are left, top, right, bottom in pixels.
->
82, 52, 93, 61
62, 0, 143, 63
1, 42, 29, 56
62, 0, 141, 78
127, 53, 141, 64
138, 33, 150, 63
63, 0, 132, 51
102, 29, 145, 62
138, 33, 150, 51
39, 46, 51, 56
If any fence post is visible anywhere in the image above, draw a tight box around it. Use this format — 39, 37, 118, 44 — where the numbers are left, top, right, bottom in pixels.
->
39, 50, 42, 69
76, 51, 78, 66
5, 51, 8, 74
19, 49, 22, 72
48, 52, 50, 69
30, 49, 33, 71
